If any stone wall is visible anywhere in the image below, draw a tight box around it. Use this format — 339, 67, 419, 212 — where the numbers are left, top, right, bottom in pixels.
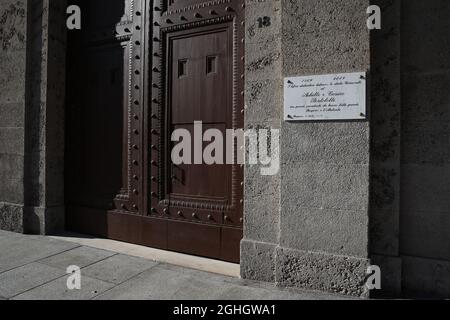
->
242, 0, 449, 299
278, 0, 371, 297
369, 0, 402, 297
22, 0, 67, 234
241, 0, 282, 284
242, 0, 372, 298
0, 0, 66, 234
399, 0, 450, 298
368, 0, 450, 298
0, 0, 27, 232
0, 0, 448, 298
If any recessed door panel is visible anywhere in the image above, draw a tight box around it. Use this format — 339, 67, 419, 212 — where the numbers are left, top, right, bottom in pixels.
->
149, 0, 245, 262
171, 30, 229, 124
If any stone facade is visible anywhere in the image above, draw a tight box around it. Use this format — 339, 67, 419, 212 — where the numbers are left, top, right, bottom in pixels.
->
0, 0, 66, 234
242, 0, 372, 298
0, 0, 449, 298
0, 0, 27, 232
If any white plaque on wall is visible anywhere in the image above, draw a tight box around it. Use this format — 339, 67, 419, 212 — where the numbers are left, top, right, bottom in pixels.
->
284, 72, 366, 121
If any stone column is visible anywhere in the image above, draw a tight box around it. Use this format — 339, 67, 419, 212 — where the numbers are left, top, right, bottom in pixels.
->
0, 0, 67, 234
277, 0, 372, 297
23, 0, 67, 234
399, 0, 450, 298
242, 0, 374, 298
241, 0, 282, 283
369, 0, 402, 297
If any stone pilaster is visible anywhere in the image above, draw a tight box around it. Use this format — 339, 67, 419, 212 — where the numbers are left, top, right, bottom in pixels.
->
0, 0, 28, 232
0, 0, 67, 234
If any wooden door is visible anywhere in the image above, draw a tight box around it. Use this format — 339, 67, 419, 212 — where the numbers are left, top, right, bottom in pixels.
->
66, 0, 244, 263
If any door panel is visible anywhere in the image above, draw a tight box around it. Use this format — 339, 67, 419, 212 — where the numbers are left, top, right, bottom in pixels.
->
171, 31, 229, 124
149, 0, 245, 262
170, 123, 229, 199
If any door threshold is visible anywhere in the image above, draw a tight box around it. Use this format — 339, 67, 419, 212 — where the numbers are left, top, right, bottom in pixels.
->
49, 232, 240, 278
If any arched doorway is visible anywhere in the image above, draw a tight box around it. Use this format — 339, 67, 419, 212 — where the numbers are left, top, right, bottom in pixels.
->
65, 0, 244, 263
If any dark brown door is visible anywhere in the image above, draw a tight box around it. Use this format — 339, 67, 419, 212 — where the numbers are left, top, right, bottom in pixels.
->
66, 0, 244, 263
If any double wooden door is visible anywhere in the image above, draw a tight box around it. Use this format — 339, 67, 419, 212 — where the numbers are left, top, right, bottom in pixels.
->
66, 0, 244, 262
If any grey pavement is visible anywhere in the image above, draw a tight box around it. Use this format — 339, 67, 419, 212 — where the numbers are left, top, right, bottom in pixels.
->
0, 230, 348, 300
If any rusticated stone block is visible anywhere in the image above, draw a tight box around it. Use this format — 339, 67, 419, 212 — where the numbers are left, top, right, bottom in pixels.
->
276, 247, 370, 298
402, 256, 450, 299
0, 203, 23, 233
241, 240, 277, 283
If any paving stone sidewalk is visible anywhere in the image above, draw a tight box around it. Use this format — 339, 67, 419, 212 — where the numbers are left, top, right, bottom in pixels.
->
0, 230, 347, 300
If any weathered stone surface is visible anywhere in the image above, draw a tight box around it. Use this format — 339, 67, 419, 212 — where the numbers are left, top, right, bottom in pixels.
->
402, 121, 449, 166
0, 0, 27, 52
370, 209, 399, 256
280, 206, 368, 257
243, 0, 282, 288
23, 152, 46, 208
370, 164, 400, 213
242, 0, 372, 297
276, 247, 370, 298
0, 102, 24, 127
0, 51, 26, 104
281, 163, 370, 211
0, 203, 23, 232
23, 206, 65, 235
282, 0, 370, 75
281, 122, 370, 165
402, 72, 450, 124
245, 79, 282, 127
244, 164, 279, 243
401, 209, 450, 261
402, 0, 450, 73
368, 0, 402, 260
394, 0, 450, 288
0, 154, 24, 204
401, 164, 449, 214
0, 1, 27, 218
245, 38, 282, 82
395, 0, 450, 299
240, 240, 276, 283
0, 0, 67, 234
245, 0, 281, 45
0, 128, 24, 155
44, 153, 65, 207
